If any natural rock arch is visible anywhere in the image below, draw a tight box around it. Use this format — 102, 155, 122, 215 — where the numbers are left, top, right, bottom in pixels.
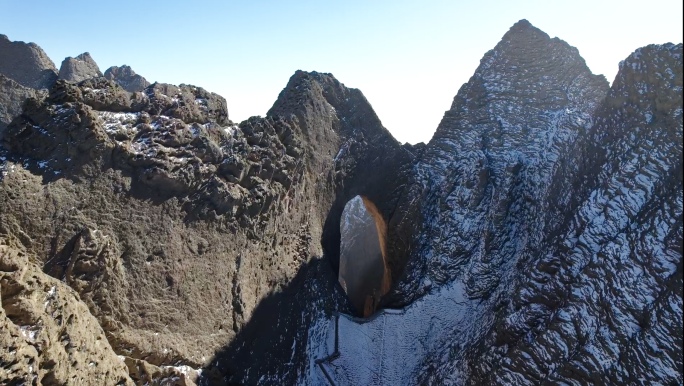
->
338, 195, 391, 316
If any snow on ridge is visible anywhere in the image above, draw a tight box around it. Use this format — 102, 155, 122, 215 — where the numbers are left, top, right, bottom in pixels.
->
97, 111, 140, 134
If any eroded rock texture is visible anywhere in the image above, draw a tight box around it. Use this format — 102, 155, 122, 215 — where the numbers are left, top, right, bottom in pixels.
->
390, 21, 682, 386
1, 59, 411, 385
0, 19, 681, 386
0, 244, 134, 385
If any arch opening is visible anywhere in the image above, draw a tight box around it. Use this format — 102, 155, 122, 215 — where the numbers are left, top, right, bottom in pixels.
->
338, 195, 391, 317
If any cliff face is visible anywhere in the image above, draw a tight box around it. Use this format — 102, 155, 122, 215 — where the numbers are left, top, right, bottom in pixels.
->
0, 49, 417, 384
0, 20, 681, 386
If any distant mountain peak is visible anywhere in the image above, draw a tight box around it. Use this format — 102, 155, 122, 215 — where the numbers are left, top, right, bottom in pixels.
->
104, 64, 150, 92
0, 34, 57, 89
58, 52, 103, 82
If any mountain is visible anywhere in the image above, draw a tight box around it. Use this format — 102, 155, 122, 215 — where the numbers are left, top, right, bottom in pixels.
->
0, 34, 57, 90
0, 20, 681, 386
58, 52, 103, 83
104, 65, 150, 92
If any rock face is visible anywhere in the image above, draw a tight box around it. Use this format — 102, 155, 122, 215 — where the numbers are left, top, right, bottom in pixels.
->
104, 65, 150, 93
0, 67, 352, 384
0, 75, 42, 139
0, 244, 134, 385
0, 34, 58, 89
58, 52, 103, 83
0, 20, 681, 386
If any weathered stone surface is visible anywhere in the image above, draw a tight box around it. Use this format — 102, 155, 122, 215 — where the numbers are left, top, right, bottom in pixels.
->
146, 82, 230, 125
467, 41, 683, 386
0, 34, 57, 89
104, 65, 150, 93
0, 75, 43, 140
0, 67, 346, 385
204, 21, 682, 386
122, 356, 200, 386
58, 52, 103, 83
0, 244, 134, 385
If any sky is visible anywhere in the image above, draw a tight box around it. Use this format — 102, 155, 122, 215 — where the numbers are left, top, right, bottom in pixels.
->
1, 0, 682, 144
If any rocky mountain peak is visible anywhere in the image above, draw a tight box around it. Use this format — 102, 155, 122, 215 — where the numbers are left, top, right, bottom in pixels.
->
104, 65, 150, 92
0, 34, 57, 89
416, 20, 609, 210
269, 70, 394, 146
504, 18, 536, 35
58, 52, 103, 82
613, 43, 682, 113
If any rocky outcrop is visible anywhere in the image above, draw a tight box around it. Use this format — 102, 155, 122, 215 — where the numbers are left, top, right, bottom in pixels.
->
0, 62, 419, 384
105, 65, 150, 92
0, 34, 57, 89
58, 52, 103, 83
269, 71, 421, 282
391, 20, 610, 306
0, 75, 42, 140
204, 21, 682, 386
375, 23, 680, 386
0, 244, 134, 385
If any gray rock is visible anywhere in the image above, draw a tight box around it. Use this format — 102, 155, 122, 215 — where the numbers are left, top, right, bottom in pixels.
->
0, 34, 57, 89
58, 52, 103, 83
0, 74, 42, 140
104, 65, 150, 92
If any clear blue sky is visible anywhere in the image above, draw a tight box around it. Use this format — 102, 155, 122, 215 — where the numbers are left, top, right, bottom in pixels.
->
1, 0, 682, 144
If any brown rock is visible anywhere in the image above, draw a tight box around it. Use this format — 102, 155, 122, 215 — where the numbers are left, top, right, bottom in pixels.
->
0, 244, 134, 385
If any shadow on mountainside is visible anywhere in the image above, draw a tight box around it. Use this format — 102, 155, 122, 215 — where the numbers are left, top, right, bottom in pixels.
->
200, 257, 352, 386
